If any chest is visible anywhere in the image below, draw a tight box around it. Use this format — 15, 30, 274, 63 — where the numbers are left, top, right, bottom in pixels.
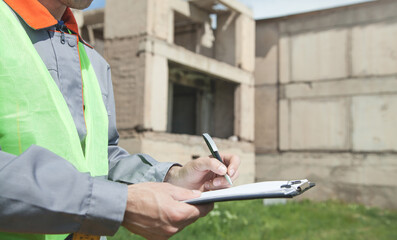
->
25, 26, 87, 140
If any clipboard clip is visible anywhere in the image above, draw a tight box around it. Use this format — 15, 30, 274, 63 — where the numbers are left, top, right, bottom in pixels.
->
281, 179, 315, 192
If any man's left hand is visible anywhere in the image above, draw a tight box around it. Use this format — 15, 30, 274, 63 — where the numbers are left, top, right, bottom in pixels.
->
164, 153, 240, 191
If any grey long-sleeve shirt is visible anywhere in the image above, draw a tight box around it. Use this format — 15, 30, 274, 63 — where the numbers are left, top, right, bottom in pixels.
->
0, 3, 175, 236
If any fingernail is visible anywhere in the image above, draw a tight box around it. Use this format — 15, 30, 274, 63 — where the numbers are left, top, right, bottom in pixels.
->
213, 178, 221, 186
229, 168, 235, 177
218, 165, 227, 174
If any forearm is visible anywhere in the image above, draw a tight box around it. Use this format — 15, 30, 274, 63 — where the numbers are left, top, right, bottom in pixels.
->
108, 145, 178, 184
0, 145, 127, 236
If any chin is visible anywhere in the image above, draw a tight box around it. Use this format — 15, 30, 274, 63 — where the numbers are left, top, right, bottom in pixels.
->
62, 0, 93, 10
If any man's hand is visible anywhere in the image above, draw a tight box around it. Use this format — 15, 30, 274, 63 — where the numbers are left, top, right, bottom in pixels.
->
165, 153, 240, 191
122, 182, 213, 240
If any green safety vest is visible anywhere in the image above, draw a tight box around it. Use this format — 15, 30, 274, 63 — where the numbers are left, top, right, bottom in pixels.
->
0, 0, 109, 239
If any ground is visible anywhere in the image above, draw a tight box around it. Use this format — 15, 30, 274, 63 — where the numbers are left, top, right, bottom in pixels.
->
109, 199, 397, 240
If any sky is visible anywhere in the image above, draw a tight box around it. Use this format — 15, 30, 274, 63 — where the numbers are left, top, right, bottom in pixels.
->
85, 0, 373, 19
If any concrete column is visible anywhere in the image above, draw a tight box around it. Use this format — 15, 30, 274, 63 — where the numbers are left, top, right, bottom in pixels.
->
235, 83, 255, 141
144, 54, 169, 131
147, 0, 172, 41
235, 14, 255, 72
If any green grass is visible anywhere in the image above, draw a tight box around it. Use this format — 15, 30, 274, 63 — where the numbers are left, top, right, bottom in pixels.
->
109, 200, 397, 240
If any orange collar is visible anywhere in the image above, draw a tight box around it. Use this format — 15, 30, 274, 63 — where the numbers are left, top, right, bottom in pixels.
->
4, 0, 79, 34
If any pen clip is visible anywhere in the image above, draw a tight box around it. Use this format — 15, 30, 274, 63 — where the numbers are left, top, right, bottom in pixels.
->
202, 133, 218, 155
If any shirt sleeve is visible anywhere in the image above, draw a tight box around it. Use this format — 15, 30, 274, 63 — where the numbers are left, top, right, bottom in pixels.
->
105, 66, 179, 184
0, 145, 127, 236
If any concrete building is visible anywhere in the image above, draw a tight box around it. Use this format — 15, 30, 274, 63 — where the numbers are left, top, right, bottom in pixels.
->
80, 0, 397, 208
80, 0, 256, 185
255, 0, 397, 209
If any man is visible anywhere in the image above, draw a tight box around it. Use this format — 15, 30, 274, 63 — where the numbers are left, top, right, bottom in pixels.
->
0, 0, 240, 239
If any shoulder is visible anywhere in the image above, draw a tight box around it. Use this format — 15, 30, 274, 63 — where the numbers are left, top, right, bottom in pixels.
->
84, 44, 110, 71
83, 43, 112, 98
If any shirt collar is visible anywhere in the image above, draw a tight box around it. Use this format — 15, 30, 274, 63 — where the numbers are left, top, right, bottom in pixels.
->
4, 0, 80, 34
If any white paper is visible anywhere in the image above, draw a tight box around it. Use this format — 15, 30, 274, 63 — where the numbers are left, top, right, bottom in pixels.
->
185, 179, 311, 204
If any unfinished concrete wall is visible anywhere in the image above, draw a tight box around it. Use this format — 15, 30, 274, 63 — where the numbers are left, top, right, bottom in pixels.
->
255, 0, 397, 208
102, 0, 256, 185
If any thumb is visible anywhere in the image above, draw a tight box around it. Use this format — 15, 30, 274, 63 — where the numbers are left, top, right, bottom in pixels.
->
169, 185, 202, 201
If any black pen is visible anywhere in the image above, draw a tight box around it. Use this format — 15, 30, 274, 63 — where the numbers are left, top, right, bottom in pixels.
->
202, 133, 233, 186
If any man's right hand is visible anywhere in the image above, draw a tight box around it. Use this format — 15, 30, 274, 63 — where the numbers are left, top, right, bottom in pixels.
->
121, 182, 213, 240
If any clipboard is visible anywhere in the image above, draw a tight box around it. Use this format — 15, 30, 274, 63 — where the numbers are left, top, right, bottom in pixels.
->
185, 179, 315, 205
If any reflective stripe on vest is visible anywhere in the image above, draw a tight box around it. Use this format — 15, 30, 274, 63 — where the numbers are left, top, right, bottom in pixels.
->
0, 1, 109, 239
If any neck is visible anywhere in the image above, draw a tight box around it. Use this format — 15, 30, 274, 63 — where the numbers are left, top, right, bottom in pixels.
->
38, 0, 67, 20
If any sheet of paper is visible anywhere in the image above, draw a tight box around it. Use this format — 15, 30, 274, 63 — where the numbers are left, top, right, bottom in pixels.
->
185, 179, 312, 204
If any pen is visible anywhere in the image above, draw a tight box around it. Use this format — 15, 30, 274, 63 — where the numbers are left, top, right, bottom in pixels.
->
202, 133, 233, 186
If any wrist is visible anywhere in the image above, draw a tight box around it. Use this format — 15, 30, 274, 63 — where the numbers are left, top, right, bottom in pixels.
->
163, 165, 182, 184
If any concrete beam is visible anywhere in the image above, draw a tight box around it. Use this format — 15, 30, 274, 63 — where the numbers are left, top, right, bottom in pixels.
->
83, 9, 104, 26
218, 0, 253, 17
170, 0, 209, 23
256, 152, 397, 209
189, 0, 252, 17
138, 37, 254, 85
278, 0, 397, 35
282, 76, 397, 99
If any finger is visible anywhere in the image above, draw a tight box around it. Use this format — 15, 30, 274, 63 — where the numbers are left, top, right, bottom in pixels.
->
220, 153, 240, 177
192, 157, 227, 176
171, 202, 202, 226
168, 184, 202, 201
174, 203, 213, 226
195, 203, 214, 217
204, 176, 231, 190
230, 169, 240, 181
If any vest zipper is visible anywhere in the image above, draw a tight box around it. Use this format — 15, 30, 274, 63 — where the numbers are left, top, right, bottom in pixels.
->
56, 20, 66, 44
60, 31, 65, 44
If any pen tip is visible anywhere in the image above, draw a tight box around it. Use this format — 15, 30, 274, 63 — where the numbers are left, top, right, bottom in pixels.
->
225, 174, 233, 186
